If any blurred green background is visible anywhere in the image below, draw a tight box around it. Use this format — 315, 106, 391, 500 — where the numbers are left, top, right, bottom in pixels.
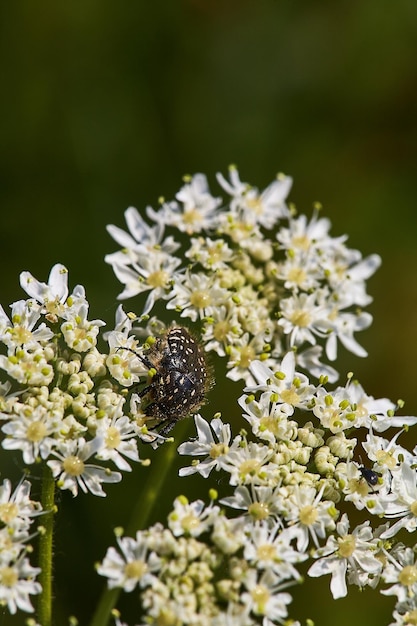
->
1, 1, 416, 625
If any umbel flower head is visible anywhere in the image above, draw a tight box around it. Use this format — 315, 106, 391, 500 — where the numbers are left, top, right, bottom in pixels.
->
95, 168, 417, 626
0, 265, 151, 498
0, 261, 216, 620
105, 166, 381, 384
0, 260, 215, 498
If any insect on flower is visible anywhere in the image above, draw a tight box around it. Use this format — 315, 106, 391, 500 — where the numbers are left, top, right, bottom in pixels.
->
357, 460, 381, 490
133, 326, 212, 437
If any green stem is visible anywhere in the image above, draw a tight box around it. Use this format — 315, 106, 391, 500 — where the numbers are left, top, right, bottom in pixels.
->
127, 421, 187, 535
37, 464, 56, 626
89, 420, 189, 626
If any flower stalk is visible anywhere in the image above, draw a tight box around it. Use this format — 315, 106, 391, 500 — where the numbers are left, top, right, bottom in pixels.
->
37, 464, 56, 626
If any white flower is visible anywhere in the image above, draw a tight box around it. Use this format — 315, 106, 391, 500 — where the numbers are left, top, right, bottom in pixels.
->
226, 333, 276, 384
61, 302, 105, 352
340, 461, 388, 516
211, 515, 246, 555
19, 263, 69, 321
325, 310, 372, 360
276, 211, 345, 254
340, 380, 397, 430
219, 440, 276, 487
238, 391, 298, 445
379, 463, 417, 538
0, 478, 42, 534
97, 530, 161, 592
167, 496, 220, 537
185, 236, 234, 270
166, 271, 229, 321
362, 430, 412, 471
105, 306, 147, 387
312, 380, 414, 434
312, 386, 359, 434
0, 555, 41, 614
178, 414, 233, 478
277, 291, 331, 349
381, 546, 417, 605
202, 305, 242, 357
0, 347, 54, 387
95, 414, 140, 471
308, 514, 382, 598
107, 205, 178, 256
220, 484, 287, 524
240, 568, 293, 622
284, 484, 336, 552
47, 437, 122, 497
244, 352, 316, 408
1, 404, 61, 465
0, 300, 53, 351
326, 252, 381, 308
154, 173, 222, 234
106, 206, 182, 309
108, 252, 182, 314
243, 522, 307, 581
217, 166, 292, 229
275, 255, 322, 292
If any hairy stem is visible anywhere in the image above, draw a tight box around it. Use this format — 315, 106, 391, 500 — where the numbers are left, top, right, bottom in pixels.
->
37, 464, 56, 626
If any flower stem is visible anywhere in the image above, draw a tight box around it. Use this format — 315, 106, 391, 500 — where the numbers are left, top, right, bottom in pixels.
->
127, 422, 188, 534
89, 420, 189, 626
37, 464, 56, 626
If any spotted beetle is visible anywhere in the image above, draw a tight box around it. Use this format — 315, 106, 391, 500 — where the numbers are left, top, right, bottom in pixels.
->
135, 326, 212, 436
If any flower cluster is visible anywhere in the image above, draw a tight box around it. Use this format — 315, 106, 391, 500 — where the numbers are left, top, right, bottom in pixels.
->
97, 169, 417, 625
105, 167, 381, 384
1, 168, 414, 626
0, 478, 42, 614
98, 494, 307, 626
99, 350, 417, 625
0, 264, 165, 500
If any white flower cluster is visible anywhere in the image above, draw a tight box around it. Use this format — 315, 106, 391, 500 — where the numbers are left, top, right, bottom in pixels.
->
98, 494, 306, 626
0, 264, 158, 501
99, 350, 417, 625
97, 169, 417, 625
1, 168, 413, 625
0, 478, 42, 614
105, 167, 381, 384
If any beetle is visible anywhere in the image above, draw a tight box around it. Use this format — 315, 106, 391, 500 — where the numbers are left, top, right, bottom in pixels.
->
132, 326, 212, 436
